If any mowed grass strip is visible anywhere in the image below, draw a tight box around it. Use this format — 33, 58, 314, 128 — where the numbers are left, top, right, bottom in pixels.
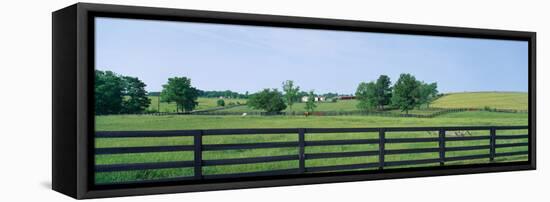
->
431, 92, 528, 110
95, 167, 194, 184
96, 151, 194, 165
96, 136, 193, 148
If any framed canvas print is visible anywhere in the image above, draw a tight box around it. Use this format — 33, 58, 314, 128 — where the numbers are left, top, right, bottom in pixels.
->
52, 3, 536, 199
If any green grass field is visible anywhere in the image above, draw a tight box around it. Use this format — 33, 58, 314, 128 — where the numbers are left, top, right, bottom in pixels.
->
217, 99, 361, 113
147, 96, 247, 112
218, 92, 529, 116
95, 111, 528, 184
96, 111, 527, 131
218, 100, 449, 117
95, 92, 529, 184
143, 92, 528, 115
432, 92, 528, 110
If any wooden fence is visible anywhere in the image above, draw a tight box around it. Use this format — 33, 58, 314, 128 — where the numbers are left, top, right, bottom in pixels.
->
95, 126, 529, 184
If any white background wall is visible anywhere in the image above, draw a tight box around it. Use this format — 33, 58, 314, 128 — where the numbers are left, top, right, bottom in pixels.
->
0, 0, 547, 201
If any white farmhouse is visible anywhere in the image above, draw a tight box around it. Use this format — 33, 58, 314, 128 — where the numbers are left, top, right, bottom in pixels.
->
301, 96, 326, 102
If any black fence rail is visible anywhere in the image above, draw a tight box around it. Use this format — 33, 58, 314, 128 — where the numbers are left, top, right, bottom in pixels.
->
95, 126, 529, 184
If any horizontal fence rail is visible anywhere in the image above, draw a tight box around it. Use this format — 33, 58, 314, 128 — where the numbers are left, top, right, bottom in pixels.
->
95, 126, 529, 185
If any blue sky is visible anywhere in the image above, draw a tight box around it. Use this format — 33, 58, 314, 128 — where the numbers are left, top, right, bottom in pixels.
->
95, 17, 528, 94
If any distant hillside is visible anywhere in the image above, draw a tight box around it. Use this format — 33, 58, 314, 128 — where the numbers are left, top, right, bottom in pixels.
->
431, 92, 528, 110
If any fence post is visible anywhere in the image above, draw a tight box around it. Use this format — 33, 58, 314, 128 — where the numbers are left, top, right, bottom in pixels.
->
438, 129, 445, 166
378, 129, 386, 170
298, 128, 306, 173
194, 131, 203, 179
489, 128, 496, 162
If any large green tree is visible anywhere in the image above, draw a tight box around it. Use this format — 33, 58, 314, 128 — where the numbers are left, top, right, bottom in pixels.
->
121, 76, 151, 113
375, 75, 392, 109
95, 70, 124, 114
160, 77, 199, 112
355, 75, 392, 111
391, 73, 421, 114
304, 90, 317, 113
248, 89, 287, 113
418, 82, 438, 109
282, 80, 300, 111
355, 81, 378, 110
392, 74, 421, 114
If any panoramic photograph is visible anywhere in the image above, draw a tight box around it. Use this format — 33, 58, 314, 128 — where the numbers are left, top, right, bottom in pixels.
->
94, 17, 529, 185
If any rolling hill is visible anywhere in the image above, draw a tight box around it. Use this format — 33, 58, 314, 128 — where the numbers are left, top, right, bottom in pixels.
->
431, 92, 528, 111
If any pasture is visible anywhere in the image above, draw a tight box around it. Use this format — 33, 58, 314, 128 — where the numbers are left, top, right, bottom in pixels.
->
431, 92, 528, 110
147, 96, 247, 112
141, 92, 529, 117
217, 99, 360, 113
96, 111, 527, 131
95, 92, 529, 184
216, 92, 529, 116
95, 111, 529, 184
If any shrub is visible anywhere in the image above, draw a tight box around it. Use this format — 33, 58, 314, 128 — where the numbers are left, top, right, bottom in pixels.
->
248, 89, 287, 113
217, 99, 225, 107
483, 106, 497, 112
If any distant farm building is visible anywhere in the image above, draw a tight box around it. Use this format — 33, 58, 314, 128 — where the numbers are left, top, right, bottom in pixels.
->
301, 96, 326, 102
338, 96, 356, 100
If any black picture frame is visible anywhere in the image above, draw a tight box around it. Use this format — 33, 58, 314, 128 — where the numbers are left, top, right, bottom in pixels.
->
52, 3, 536, 199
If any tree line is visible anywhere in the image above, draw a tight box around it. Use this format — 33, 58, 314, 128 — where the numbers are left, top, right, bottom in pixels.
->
95, 71, 201, 114
96, 70, 246, 114
247, 80, 318, 113
248, 74, 439, 114
247, 74, 439, 114
149, 90, 248, 99
95, 70, 151, 114
197, 90, 249, 99
356, 73, 439, 114
96, 70, 439, 115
